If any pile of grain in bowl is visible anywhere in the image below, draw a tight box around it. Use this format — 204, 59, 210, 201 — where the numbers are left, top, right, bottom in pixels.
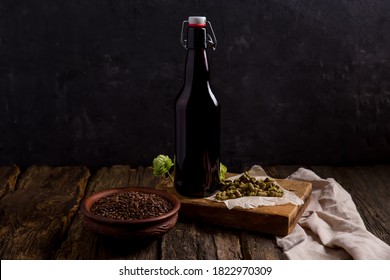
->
90, 191, 173, 220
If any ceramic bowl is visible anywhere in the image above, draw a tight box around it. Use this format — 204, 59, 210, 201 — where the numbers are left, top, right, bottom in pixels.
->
81, 187, 180, 238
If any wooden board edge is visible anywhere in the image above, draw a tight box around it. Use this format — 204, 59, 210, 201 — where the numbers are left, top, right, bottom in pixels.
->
157, 178, 312, 236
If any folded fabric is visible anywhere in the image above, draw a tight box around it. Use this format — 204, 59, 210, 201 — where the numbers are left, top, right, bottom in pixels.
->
276, 167, 390, 260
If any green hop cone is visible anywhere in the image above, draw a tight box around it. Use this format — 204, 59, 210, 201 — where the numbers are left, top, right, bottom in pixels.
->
152, 155, 174, 179
153, 154, 227, 183
220, 162, 227, 181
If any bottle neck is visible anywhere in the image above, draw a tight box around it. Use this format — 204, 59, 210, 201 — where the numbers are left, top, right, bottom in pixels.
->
187, 26, 207, 49
184, 27, 210, 85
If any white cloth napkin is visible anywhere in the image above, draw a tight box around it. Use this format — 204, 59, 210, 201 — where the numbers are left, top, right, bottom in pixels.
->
275, 167, 390, 259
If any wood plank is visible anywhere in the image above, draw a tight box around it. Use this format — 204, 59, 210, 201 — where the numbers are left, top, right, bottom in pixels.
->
162, 222, 243, 260
212, 227, 242, 259
138, 166, 164, 188
158, 178, 312, 236
161, 221, 242, 260
311, 165, 390, 246
0, 165, 90, 259
241, 231, 285, 260
0, 164, 21, 199
56, 165, 160, 259
161, 222, 207, 260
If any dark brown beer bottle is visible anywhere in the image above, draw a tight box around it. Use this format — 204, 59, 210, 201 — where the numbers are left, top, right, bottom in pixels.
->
174, 16, 220, 198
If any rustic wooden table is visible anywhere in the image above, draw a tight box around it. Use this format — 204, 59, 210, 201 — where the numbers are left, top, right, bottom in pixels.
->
0, 164, 389, 260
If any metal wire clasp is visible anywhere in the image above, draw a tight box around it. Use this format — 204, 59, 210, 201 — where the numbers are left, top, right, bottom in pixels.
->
180, 20, 217, 50
207, 21, 217, 50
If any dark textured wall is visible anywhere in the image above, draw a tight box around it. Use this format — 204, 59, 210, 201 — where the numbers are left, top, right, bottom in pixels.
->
1, 0, 390, 171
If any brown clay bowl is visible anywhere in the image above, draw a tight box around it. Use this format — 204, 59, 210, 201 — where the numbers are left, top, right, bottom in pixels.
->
81, 187, 180, 238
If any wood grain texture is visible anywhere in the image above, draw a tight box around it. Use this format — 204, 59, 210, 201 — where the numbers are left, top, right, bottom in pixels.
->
162, 222, 243, 260
161, 222, 206, 260
212, 227, 242, 259
56, 165, 160, 259
241, 231, 285, 260
0, 165, 90, 259
0, 164, 20, 199
1, 164, 388, 260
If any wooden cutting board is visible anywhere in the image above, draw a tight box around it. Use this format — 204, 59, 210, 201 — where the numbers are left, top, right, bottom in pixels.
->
157, 176, 312, 236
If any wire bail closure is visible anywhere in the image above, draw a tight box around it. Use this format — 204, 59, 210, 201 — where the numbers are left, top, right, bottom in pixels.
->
180, 20, 217, 50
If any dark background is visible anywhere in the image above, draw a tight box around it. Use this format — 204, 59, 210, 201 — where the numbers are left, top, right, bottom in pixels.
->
1, 0, 389, 172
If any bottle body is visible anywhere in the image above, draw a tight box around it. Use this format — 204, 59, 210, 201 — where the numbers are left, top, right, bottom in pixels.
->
174, 24, 220, 198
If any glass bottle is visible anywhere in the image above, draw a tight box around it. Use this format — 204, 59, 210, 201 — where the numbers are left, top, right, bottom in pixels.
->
174, 16, 220, 198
